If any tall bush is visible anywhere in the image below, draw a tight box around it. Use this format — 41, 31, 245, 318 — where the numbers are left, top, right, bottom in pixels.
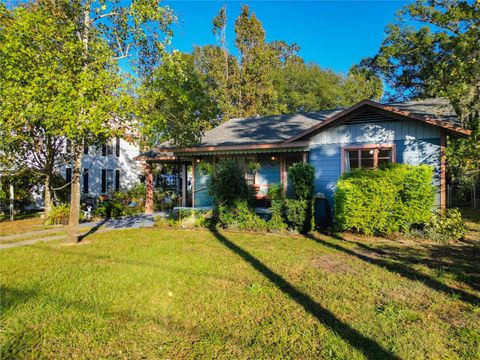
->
334, 164, 435, 235
286, 163, 315, 233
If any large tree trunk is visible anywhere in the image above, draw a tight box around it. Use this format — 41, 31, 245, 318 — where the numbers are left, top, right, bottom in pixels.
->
44, 173, 52, 222
67, 142, 83, 243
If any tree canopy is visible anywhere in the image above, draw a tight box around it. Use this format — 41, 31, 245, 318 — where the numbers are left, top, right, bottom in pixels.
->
365, 0, 479, 186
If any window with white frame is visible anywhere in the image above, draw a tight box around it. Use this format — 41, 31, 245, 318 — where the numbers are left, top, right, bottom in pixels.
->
345, 146, 394, 171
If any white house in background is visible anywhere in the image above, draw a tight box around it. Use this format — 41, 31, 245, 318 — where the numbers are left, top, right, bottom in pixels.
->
63, 138, 142, 197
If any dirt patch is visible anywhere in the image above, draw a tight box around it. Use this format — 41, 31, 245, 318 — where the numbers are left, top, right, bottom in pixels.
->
311, 255, 352, 274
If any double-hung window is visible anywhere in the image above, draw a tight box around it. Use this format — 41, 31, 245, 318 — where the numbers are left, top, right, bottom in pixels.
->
344, 145, 394, 171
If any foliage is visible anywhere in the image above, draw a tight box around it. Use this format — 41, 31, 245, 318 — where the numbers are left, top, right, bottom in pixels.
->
423, 208, 466, 242
0, 169, 41, 210
217, 201, 268, 232
285, 199, 310, 233
191, 5, 383, 121
139, 51, 220, 147
267, 183, 284, 202
286, 163, 315, 233
334, 164, 435, 235
45, 204, 70, 225
365, 0, 480, 186
207, 159, 250, 207
288, 163, 315, 200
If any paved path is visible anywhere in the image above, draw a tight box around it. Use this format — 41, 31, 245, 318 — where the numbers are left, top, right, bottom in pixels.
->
1, 213, 160, 250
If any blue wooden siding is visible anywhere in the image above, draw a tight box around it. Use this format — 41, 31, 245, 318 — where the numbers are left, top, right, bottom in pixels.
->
257, 155, 281, 184
309, 119, 442, 209
193, 157, 213, 207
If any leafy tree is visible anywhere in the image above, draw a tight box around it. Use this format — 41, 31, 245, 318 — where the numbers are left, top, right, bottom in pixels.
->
139, 51, 220, 147
2, 1, 175, 242
0, 4, 79, 219
366, 0, 479, 185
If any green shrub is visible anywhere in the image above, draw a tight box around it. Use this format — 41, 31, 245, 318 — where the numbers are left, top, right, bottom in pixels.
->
217, 201, 268, 232
285, 199, 313, 233
286, 163, 315, 233
267, 183, 284, 201
268, 200, 287, 232
334, 164, 435, 235
94, 200, 126, 218
288, 163, 315, 200
207, 160, 250, 207
423, 208, 465, 242
45, 204, 70, 225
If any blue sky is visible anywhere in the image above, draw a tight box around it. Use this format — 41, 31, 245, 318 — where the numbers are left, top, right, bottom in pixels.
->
163, 0, 412, 74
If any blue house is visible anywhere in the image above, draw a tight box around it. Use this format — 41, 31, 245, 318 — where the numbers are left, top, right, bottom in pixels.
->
137, 99, 470, 214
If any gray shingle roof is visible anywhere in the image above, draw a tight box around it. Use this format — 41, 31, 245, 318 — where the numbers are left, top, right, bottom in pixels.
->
196, 110, 342, 146
191, 98, 459, 147
386, 98, 460, 126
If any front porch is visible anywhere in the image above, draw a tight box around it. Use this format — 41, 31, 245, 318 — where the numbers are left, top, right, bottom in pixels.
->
136, 149, 309, 213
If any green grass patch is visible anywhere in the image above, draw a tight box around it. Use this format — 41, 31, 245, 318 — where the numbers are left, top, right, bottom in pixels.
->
1, 228, 479, 359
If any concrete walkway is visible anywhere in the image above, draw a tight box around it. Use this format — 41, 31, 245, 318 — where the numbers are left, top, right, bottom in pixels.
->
0, 213, 160, 250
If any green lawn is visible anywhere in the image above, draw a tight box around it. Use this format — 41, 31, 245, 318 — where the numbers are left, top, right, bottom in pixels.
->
1, 226, 479, 359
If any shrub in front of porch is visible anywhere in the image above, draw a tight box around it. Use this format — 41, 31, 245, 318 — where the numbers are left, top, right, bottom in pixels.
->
285, 163, 315, 233
334, 164, 435, 235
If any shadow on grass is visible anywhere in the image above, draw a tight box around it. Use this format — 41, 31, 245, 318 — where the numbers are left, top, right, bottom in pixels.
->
352, 239, 480, 292
307, 234, 480, 306
211, 230, 399, 360
78, 219, 108, 242
0, 285, 38, 313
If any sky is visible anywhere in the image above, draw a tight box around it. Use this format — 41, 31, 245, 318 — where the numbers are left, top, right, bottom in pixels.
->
163, 0, 413, 74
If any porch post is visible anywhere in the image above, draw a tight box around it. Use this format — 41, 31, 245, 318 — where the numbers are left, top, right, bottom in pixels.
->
181, 163, 187, 207
145, 162, 154, 214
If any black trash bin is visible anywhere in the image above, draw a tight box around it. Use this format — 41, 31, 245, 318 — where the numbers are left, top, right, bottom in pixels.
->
314, 192, 331, 230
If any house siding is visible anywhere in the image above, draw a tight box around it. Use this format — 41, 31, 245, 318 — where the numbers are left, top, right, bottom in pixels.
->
308, 119, 442, 211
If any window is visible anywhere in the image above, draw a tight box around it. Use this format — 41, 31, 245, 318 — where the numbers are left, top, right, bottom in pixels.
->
101, 169, 114, 193
345, 146, 394, 171
115, 137, 120, 157
83, 169, 89, 194
115, 169, 120, 191
102, 141, 114, 156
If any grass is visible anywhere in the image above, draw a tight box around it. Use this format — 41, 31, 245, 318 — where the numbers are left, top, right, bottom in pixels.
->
1, 219, 479, 359
0, 213, 53, 237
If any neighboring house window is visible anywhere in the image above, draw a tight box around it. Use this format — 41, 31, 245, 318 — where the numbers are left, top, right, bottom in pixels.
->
65, 167, 72, 183
102, 141, 114, 156
83, 169, 89, 194
115, 169, 120, 191
101, 169, 114, 193
115, 137, 120, 157
345, 145, 394, 171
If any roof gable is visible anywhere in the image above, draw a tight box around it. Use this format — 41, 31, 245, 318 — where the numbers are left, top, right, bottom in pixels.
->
283, 99, 470, 144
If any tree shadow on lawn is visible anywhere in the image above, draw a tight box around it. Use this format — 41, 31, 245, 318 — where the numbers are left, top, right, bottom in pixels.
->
0, 285, 39, 313
351, 239, 480, 292
211, 230, 399, 360
306, 234, 480, 306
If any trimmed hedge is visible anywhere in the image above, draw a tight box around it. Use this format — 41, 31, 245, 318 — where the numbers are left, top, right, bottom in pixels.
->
334, 164, 435, 235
